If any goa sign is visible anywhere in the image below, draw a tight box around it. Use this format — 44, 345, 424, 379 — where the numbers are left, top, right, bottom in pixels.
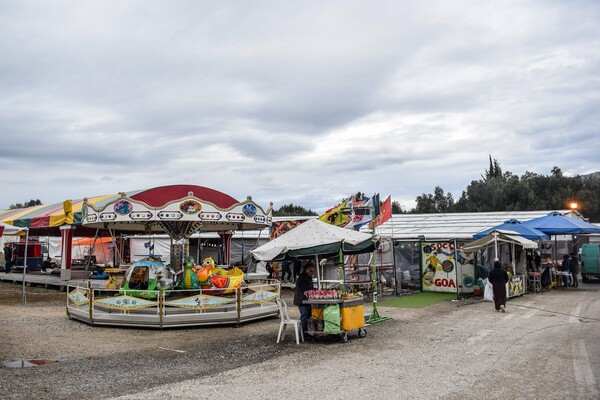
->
420, 241, 475, 294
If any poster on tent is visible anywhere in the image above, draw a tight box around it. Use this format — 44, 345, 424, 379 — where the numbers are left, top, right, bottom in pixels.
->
420, 241, 475, 293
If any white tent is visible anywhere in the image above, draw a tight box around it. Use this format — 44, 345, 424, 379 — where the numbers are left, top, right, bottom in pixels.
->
463, 229, 538, 275
0, 221, 29, 304
0, 221, 25, 236
463, 229, 538, 254
251, 219, 377, 261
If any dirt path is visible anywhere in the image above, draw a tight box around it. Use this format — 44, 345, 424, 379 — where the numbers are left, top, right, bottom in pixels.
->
1, 282, 599, 400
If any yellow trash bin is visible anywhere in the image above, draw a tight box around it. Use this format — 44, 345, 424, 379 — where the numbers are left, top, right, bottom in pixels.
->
341, 304, 365, 331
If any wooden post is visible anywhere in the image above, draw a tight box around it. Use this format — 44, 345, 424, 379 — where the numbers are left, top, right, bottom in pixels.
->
159, 291, 164, 329
236, 288, 242, 325
88, 281, 93, 323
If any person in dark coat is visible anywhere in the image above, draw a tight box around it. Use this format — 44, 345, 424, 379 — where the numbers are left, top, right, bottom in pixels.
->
292, 259, 302, 284
534, 251, 541, 272
488, 260, 509, 312
559, 254, 571, 287
4, 244, 13, 273
281, 261, 292, 283
570, 252, 579, 288
293, 263, 315, 333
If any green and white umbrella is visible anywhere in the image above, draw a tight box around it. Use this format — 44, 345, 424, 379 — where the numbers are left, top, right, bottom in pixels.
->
251, 219, 377, 261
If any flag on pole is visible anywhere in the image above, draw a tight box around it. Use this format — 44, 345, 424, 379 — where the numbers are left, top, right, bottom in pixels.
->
319, 200, 350, 227
374, 196, 392, 227
345, 197, 373, 230
372, 193, 381, 217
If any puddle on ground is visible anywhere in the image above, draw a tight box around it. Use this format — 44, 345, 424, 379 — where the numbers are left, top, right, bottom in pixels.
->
3, 359, 57, 368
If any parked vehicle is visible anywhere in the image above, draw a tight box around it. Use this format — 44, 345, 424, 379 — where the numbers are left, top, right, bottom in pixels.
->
581, 244, 600, 283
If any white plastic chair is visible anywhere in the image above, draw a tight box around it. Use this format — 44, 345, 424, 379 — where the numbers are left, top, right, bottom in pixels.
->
276, 298, 304, 344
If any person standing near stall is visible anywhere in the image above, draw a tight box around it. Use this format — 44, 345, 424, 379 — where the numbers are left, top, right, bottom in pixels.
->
294, 263, 315, 334
570, 252, 579, 288
559, 254, 571, 288
281, 261, 292, 283
534, 251, 541, 272
488, 260, 509, 313
4, 243, 13, 273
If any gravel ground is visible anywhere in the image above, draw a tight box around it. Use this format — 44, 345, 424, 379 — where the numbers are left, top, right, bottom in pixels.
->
1, 281, 599, 400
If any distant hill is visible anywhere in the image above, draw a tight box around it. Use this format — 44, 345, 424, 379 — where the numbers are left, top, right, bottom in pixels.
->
582, 171, 600, 179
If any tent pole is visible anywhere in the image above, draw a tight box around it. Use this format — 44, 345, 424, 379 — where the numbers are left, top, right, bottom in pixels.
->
339, 247, 344, 292
493, 231, 498, 260
511, 243, 516, 271
453, 239, 460, 300
21, 229, 29, 305
314, 255, 321, 289
392, 239, 398, 296
367, 201, 390, 324
195, 234, 200, 263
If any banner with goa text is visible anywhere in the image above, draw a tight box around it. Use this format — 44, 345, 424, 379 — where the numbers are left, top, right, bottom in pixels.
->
420, 241, 475, 293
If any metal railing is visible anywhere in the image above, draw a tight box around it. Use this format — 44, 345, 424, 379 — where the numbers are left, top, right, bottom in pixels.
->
66, 280, 280, 328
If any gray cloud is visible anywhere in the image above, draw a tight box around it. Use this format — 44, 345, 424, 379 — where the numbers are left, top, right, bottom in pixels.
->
1, 0, 599, 214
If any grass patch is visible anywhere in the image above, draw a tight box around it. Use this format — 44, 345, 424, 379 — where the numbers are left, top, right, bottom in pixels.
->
377, 292, 457, 308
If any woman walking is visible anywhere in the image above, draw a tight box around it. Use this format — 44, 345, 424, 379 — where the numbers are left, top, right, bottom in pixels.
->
488, 260, 509, 312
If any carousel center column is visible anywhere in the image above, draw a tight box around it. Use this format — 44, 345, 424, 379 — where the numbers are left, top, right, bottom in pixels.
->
60, 225, 76, 281
218, 231, 233, 265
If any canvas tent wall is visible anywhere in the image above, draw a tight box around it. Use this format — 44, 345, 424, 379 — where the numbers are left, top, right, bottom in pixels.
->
362, 210, 578, 288
128, 231, 269, 266
71, 237, 115, 265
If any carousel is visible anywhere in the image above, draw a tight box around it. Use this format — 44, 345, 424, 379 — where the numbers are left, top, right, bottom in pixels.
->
66, 184, 280, 328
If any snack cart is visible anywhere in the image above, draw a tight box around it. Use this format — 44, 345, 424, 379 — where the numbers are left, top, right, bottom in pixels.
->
305, 290, 366, 342
304, 290, 367, 342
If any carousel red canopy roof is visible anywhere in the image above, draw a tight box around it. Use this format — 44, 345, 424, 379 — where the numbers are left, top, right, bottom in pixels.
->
129, 184, 238, 209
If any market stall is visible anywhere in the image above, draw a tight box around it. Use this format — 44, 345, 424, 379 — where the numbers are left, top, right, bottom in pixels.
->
464, 230, 538, 298
251, 218, 378, 341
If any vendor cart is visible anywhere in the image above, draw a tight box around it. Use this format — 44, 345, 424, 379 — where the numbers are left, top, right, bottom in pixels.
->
305, 295, 367, 343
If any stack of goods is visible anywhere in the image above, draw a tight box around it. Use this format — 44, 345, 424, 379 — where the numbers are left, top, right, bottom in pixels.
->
304, 289, 341, 300
341, 291, 363, 300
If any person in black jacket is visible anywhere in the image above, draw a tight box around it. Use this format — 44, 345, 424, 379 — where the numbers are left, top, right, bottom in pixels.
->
293, 263, 315, 333
488, 260, 509, 312
570, 252, 579, 288
559, 254, 572, 288
4, 243, 13, 273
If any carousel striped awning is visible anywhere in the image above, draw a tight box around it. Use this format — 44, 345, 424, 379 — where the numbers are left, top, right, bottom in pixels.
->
0, 194, 121, 230
0, 184, 242, 233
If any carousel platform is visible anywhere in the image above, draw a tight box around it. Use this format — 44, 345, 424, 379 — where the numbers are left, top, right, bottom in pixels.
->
0, 270, 115, 291
66, 281, 281, 329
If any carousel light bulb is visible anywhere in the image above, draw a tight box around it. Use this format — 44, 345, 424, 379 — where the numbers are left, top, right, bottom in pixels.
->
569, 202, 578, 210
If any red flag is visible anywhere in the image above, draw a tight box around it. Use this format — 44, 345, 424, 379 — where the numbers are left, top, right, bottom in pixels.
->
375, 196, 392, 227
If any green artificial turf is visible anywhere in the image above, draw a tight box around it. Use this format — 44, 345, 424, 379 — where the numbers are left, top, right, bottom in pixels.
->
377, 292, 457, 308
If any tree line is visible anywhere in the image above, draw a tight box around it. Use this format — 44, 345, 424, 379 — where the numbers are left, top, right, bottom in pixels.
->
7, 159, 600, 222
413, 157, 600, 221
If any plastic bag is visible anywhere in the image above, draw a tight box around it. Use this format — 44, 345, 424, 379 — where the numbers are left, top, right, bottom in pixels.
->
324, 305, 341, 333
483, 278, 494, 302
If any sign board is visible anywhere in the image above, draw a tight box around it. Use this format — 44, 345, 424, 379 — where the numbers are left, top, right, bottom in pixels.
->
420, 241, 475, 293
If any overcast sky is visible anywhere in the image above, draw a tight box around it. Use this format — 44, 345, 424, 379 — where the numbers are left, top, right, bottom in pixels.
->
1, 0, 599, 213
